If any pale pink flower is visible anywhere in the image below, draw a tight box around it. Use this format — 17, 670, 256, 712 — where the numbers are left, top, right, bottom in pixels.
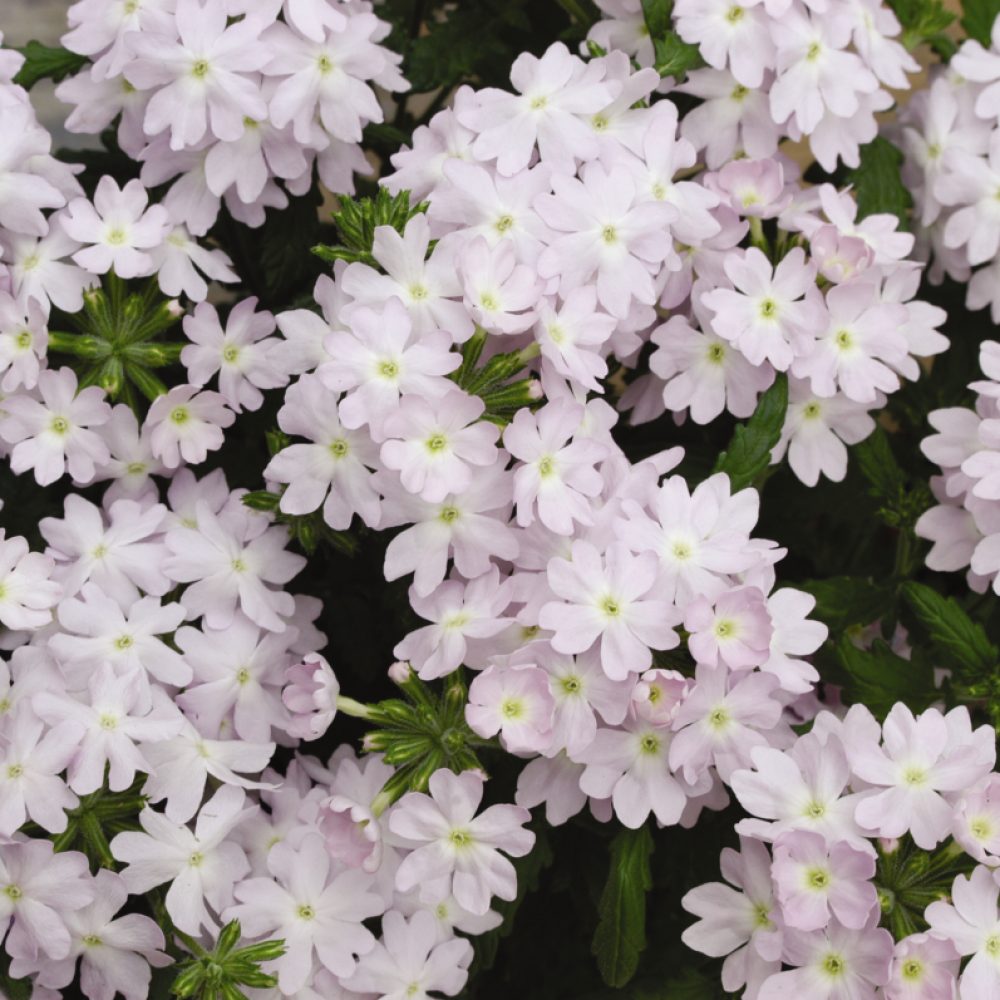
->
339, 216, 472, 340
701, 247, 821, 370
33, 664, 183, 795
682, 837, 783, 996
772, 829, 878, 931
669, 664, 782, 783
0, 531, 61, 631
885, 932, 960, 1000
673, 0, 773, 88
111, 786, 253, 936
126, 0, 269, 149
283, 652, 340, 741
227, 832, 384, 994
540, 541, 679, 680
181, 298, 285, 412
146, 384, 235, 468
395, 569, 513, 680
954, 774, 1000, 864
515, 753, 588, 826
390, 769, 534, 915
49, 583, 191, 694
265, 373, 381, 530
460, 236, 540, 334
578, 720, 689, 828
535, 288, 614, 393
345, 909, 472, 1000
380, 389, 499, 503
163, 502, 306, 633
0, 366, 111, 486
760, 917, 893, 1000
0, 841, 93, 963
176, 612, 295, 741
61, 177, 169, 279
20, 869, 170, 1000
731, 733, 871, 848
457, 42, 614, 176
926, 866, 1000, 1000
852, 704, 996, 849
152, 223, 238, 302
0, 709, 79, 836
380, 460, 519, 597
466, 664, 555, 754
0, 293, 46, 393
504, 399, 607, 535
685, 586, 774, 669
319, 298, 460, 433
535, 162, 676, 319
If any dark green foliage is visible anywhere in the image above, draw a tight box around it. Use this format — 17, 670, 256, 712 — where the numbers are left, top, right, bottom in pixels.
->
846, 138, 913, 230
591, 825, 655, 988
712, 375, 788, 492
835, 635, 940, 719
887, 0, 956, 56
961, 0, 1000, 44
13, 40, 88, 89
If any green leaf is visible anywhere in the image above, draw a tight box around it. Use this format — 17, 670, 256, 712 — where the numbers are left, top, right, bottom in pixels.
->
591, 824, 654, 988
652, 34, 703, 79
961, 0, 1000, 45
13, 41, 88, 90
798, 576, 895, 633
313, 188, 427, 268
854, 426, 906, 501
846, 137, 912, 230
902, 581, 998, 680
886, 0, 956, 53
712, 374, 788, 492
835, 635, 939, 719
641, 0, 673, 37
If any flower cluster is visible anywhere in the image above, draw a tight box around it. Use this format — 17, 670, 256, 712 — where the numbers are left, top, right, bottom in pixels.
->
683, 701, 1000, 999
57, 0, 407, 235
916, 340, 1000, 594
588, 0, 919, 170
898, 19, 1000, 322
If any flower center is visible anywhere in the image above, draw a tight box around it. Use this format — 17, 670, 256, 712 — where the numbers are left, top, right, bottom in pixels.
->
439, 505, 460, 523
4, 885, 21, 901
560, 675, 582, 695
806, 866, 831, 890
802, 401, 822, 420
425, 433, 448, 453
408, 284, 428, 301
530, 95, 548, 110
834, 329, 854, 351
821, 952, 845, 978
500, 698, 524, 719
714, 619, 736, 639
495, 214, 515, 233
379, 359, 400, 379
804, 800, 826, 819
188, 852, 203, 867
971, 817, 993, 841
601, 224, 618, 245
600, 596, 621, 617
83, 934, 103, 947
707, 707, 730, 730
298, 904, 316, 920
479, 291, 499, 311
316, 55, 334, 75
6, 764, 22, 779
15, 330, 31, 350
903, 766, 928, 786
987, 934, 1000, 957
191, 59, 210, 78
707, 343, 726, 364
449, 829, 473, 849
806, 41, 822, 61
671, 540, 692, 560
222, 344, 240, 364
537, 455, 555, 477
49, 415, 70, 435
236, 667, 251, 686
759, 298, 778, 319
725, 4, 745, 21
127, 461, 146, 475
639, 733, 661, 755
901, 958, 924, 981
170, 406, 190, 425
99, 713, 118, 731
731, 84, 749, 100
113, 634, 134, 650
106, 227, 127, 246
329, 438, 349, 458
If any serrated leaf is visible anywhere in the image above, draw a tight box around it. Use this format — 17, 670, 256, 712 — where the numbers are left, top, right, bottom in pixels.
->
835, 635, 939, 719
798, 576, 896, 632
592, 825, 654, 988
902, 581, 998, 680
712, 374, 788, 492
846, 137, 912, 230
653, 33, 703, 79
961, 0, 1000, 44
13, 41, 88, 90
